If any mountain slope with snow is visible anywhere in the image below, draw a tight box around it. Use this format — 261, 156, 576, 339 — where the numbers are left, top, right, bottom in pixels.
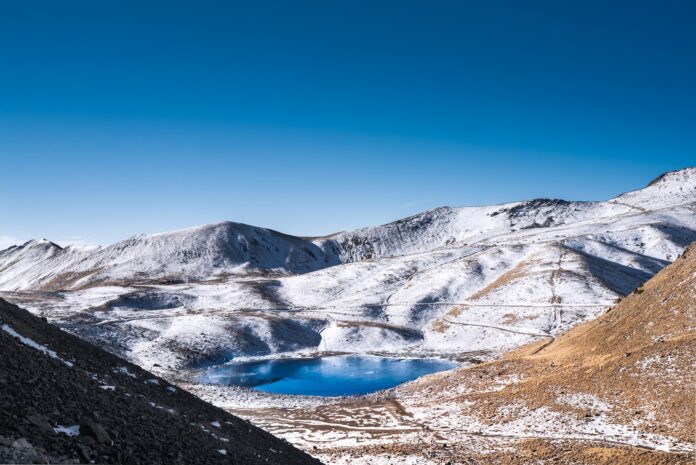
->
294, 241, 696, 465
0, 167, 694, 373
319, 168, 696, 263
0, 222, 340, 291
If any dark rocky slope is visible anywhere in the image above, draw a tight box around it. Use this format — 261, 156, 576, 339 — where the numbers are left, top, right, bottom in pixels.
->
0, 298, 322, 465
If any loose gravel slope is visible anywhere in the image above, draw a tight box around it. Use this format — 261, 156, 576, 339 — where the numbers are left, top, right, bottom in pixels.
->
0, 298, 322, 465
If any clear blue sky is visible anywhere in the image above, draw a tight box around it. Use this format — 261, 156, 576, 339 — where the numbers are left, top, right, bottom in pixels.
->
1, 1, 694, 247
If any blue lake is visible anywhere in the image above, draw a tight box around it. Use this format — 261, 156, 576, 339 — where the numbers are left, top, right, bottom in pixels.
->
197, 355, 457, 396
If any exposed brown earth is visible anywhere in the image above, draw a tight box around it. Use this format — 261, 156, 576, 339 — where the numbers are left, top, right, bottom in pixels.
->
390, 242, 695, 463
468, 259, 534, 301
436, 242, 693, 435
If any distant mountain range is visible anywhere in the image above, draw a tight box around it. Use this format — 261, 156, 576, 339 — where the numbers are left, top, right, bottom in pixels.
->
0, 167, 694, 373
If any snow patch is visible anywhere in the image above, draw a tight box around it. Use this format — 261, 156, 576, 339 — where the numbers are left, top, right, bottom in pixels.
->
116, 366, 137, 378
53, 425, 80, 437
1, 324, 73, 367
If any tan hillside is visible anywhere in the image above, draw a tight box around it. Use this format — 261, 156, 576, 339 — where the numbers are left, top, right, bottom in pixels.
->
511, 244, 696, 440
390, 242, 696, 463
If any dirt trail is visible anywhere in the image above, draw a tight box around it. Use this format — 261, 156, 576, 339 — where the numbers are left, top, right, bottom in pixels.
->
440, 318, 553, 339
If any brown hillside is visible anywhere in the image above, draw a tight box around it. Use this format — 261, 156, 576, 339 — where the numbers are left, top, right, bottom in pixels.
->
391, 242, 696, 464
505, 241, 695, 440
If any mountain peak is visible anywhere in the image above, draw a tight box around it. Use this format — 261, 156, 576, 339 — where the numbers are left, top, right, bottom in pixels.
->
646, 166, 696, 187
22, 239, 62, 250
611, 166, 696, 209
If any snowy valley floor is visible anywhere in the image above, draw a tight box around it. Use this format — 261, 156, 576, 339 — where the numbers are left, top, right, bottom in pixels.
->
181, 375, 692, 465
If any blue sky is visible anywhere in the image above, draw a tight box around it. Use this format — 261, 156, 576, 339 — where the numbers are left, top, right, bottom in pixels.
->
1, 1, 694, 247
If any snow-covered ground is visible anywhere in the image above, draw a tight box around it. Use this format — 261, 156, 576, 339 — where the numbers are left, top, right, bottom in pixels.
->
1, 168, 693, 376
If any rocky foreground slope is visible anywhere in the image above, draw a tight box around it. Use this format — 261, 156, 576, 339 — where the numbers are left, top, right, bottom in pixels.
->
0, 298, 321, 465
295, 243, 695, 464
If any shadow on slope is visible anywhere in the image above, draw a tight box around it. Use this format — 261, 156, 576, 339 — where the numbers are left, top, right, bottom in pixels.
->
566, 246, 653, 296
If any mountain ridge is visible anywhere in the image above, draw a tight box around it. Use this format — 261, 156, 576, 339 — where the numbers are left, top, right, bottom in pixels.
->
2, 167, 694, 292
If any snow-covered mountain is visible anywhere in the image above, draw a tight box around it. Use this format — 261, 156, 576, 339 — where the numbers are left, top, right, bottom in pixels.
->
0, 222, 340, 291
319, 166, 696, 262
0, 167, 694, 373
